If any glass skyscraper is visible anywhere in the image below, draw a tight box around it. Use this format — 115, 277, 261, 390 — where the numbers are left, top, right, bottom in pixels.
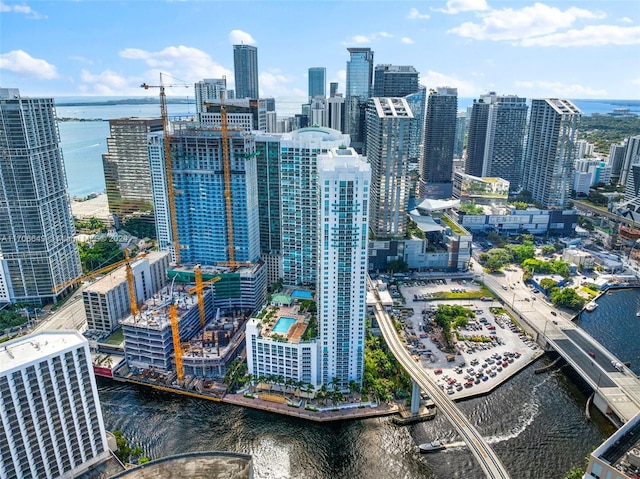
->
345, 48, 374, 152
0, 89, 82, 304
373, 65, 419, 98
308, 67, 326, 100
233, 44, 259, 99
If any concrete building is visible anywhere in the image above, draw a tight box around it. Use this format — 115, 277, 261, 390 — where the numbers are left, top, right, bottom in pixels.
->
280, 127, 350, 286
102, 118, 162, 220
327, 93, 346, 133
365, 97, 414, 238
609, 142, 627, 184
149, 124, 260, 266
120, 287, 204, 372
419, 87, 458, 199
233, 44, 259, 99
83, 251, 171, 332
194, 78, 228, 113
622, 136, 640, 200
372, 64, 419, 98
200, 98, 268, 132
0, 88, 82, 304
317, 148, 370, 390
584, 411, 640, 479
404, 87, 427, 165
465, 94, 495, 177
0, 331, 110, 479
308, 67, 326, 100
345, 47, 374, 152
522, 99, 581, 209
246, 297, 320, 388
454, 111, 467, 159
482, 95, 528, 191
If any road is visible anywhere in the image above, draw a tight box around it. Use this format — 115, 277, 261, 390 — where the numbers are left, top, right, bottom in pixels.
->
370, 279, 511, 479
33, 286, 87, 333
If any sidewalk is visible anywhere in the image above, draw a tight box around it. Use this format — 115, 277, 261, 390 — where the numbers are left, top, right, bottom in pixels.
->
222, 393, 399, 422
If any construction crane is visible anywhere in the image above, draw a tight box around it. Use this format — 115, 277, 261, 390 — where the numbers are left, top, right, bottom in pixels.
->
141, 74, 189, 265
187, 264, 221, 328
52, 251, 145, 316
168, 303, 184, 382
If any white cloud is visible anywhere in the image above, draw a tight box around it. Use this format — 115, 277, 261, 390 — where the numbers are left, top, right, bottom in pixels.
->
0, 1, 45, 18
401, 37, 415, 44
514, 80, 607, 97
633, 78, 640, 86
420, 70, 479, 97
259, 70, 305, 97
68, 55, 93, 65
0, 50, 58, 79
342, 31, 396, 45
521, 25, 640, 47
620, 17, 633, 24
434, 0, 489, 15
379, 32, 393, 38
79, 69, 131, 95
119, 45, 232, 82
228, 29, 256, 45
448, 3, 606, 41
336, 70, 346, 86
407, 7, 430, 20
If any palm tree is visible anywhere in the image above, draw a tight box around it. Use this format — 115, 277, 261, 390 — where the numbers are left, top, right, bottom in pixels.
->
348, 380, 360, 400
319, 384, 328, 406
295, 380, 305, 400
276, 375, 285, 395
304, 382, 314, 401
266, 374, 276, 393
245, 373, 254, 393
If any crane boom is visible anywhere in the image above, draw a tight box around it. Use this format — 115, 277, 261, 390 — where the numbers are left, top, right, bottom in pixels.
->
169, 304, 184, 381
124, 250, 139, 318
189, 265, 221, 328
220, 92, 236, 267
141, 73, 184, 265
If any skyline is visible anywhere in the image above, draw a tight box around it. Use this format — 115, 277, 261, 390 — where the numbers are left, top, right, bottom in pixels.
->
0, 0, 638, 100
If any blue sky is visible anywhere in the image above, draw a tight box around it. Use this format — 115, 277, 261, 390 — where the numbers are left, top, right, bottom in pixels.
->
1, 0, 639, 99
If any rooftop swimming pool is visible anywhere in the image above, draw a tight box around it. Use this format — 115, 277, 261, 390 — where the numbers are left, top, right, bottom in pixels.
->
290, 290, 313, 299
272, 316, 297, 334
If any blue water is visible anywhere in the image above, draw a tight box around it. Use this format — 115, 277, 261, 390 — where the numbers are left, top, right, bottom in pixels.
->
272, 317, 297, 334
290, 290, 313, 299
55, 96, 639, 198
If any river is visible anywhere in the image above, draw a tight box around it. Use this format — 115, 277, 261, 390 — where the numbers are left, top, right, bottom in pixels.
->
97, 289, 640, 478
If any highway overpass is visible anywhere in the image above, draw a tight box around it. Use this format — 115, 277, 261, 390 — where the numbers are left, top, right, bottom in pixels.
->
479, 264, 640, 424
369, 278, 511, 479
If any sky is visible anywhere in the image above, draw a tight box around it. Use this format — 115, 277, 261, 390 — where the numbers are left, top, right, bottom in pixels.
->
1, 0, 639, 100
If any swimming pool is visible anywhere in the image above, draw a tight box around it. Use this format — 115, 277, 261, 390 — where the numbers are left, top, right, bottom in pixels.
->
290, 290, 313, 299
272, 316, 297, 334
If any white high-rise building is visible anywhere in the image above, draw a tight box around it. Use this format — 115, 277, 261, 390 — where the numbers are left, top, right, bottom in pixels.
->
317, 147, 370, 390
522, 99, 581, 209
0, 331, 110, 479
194, 78, 229, 113
280, 127, 350, 286
0, 89, 82, 303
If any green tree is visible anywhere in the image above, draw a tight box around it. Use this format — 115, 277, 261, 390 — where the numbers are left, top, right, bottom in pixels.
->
506, 242, 535, 264
77, 239, 124, 273
387, 259, 409, 273
550, 287, 586, 311
484, 248, 513, 272
122, 217, 156, 239
509, 201, 529, 210
539, 278, 558, 291
541, 245, 556, 256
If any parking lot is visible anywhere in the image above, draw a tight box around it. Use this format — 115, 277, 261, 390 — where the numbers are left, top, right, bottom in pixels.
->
397, 278, 545, 399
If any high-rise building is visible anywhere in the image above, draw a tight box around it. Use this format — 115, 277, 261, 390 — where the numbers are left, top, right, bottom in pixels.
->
317, 147, 370, 390
327, 86, 346, 132
373, 65, 419, 97
0, 331, 110, 479
365, 97, 414, 238
522, 99, 581, 208
404, 87, 427, 164
310, 97, 328, 127
330, 82, 339, 97
102, 118, 162, 220
308, 67, 326, 100
609, 142, 627, 185
454, 111, 467, 159
233, 44, 259, 99
465, 94, 495, 177
345, 47, 374, 152
419, 87, 458, 199
194, 78, 228, 113
280, 127, 350, 286
620, 135, 640, 187
149, 125, 260, 266
482, 95, 528, 191
0, 88, 82, 304
255, 133, 283, 285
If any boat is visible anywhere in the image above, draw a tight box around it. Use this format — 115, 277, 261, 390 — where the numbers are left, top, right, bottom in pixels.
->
585, 301, 598, 312
419, 440, 446, 453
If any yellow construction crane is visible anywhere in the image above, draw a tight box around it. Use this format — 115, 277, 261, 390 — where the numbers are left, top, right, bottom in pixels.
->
168, 303, 184, 382
188, 265, 221, 328
141, 74, 189, 265
52, 251, 146, 315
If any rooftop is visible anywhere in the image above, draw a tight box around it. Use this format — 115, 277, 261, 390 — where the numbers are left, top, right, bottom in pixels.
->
0, 331, 87, 373
120, 286, 199, 330
254, 302, 310, 344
